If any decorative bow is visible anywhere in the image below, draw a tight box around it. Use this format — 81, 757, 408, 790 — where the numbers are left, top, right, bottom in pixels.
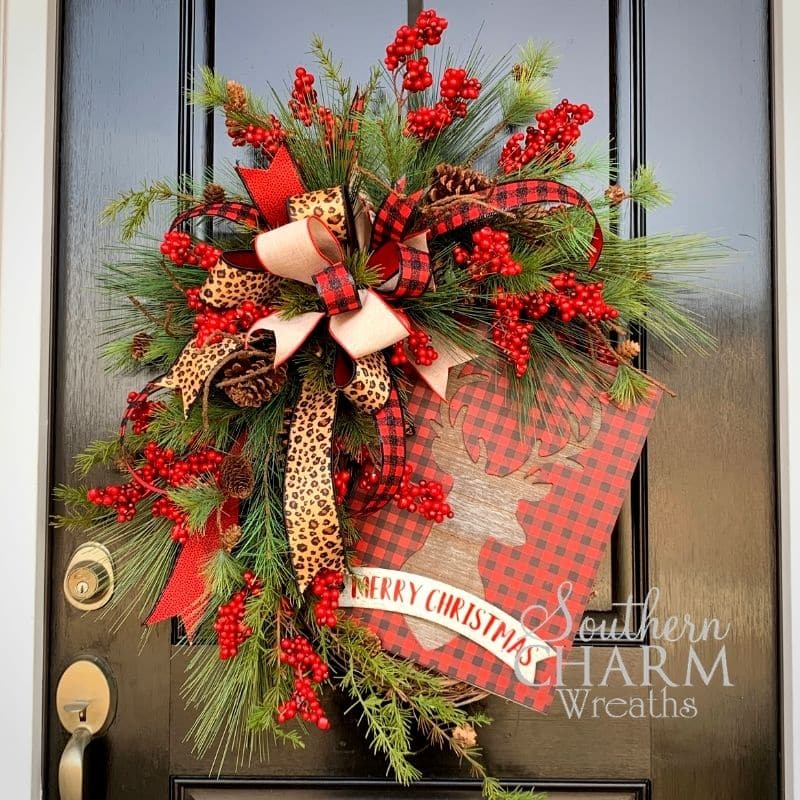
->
141, 144, 605, 622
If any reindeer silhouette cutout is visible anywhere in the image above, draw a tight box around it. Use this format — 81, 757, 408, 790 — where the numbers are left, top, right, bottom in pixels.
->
403, 372, 602, 651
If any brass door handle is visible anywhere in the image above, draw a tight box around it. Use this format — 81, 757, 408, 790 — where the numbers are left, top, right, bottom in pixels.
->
56, 658, 116, 800
58, 726, 92, 800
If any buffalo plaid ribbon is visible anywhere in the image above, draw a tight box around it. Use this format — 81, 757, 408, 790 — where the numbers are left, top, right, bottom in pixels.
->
170, 200, 263, 231
388, 245, 432, 299
312, 262, 361, 315
347, 385, 407, 516
370, 179, 602, 270
370, 189, 426, 250
428, 179, 604, 268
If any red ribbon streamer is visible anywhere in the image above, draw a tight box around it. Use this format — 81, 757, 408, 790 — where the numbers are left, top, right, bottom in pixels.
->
145, 496, 240, 638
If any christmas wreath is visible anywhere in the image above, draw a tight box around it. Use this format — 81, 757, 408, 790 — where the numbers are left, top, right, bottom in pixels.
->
55, 10, 714, 798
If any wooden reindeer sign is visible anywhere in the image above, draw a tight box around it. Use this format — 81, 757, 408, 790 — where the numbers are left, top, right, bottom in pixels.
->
343, 360, 660, 710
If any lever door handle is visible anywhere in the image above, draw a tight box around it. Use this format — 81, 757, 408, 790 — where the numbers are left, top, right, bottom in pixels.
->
58, 726, 93, 800
55, 657, 116, 800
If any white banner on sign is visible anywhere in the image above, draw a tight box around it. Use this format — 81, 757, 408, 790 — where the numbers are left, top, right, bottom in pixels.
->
340, 567, 556, 683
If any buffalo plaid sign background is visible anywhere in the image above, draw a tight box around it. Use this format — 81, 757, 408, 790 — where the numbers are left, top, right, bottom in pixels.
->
349, 360, 660, 711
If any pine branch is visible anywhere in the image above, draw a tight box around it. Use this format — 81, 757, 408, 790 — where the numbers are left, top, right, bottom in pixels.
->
629, 164, 672, 209
168, 481, 224, 532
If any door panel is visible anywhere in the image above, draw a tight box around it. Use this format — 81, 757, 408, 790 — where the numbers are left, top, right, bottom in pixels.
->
645, 2, 777, 797
48, 0, 777, 798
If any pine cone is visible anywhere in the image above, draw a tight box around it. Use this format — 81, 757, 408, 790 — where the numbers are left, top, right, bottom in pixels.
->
220, 358, 287, 408
511, 63, 525, 82
131, 331, 152, 361
225, 80, 247, 113
452, 723, 478, 749
219, 454, 255, 499
427, 163, 492, 202
219, 524, 242, 553
203, 182, 226, 204
616, 338, 641, 361
605, 184, 628, 205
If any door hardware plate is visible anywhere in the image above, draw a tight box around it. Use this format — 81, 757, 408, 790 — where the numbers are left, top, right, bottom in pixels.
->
56, 657, 116, 736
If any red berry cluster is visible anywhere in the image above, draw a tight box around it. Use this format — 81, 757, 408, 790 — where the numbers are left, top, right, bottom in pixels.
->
288, 67, 338, 147
214, 571, 262, 660
499, 99, 594, 173
404, 71, 481, 140
390, 327, 439, 367
356, 458, 380, 493
333, 468, 351, 504
152, 496, 190, 544
453, 227, 523, 280
289, 67, 318, 126
310, 568, 343, 628
394, 464, 453, 523
439, 67, 481, 117
231, 117, 286, 158
185, 289, 271, 348
384, 9, 448, 71
125, 393, 163, 434
525, 272, 618, 324
490, 291, 534, 377
404, 103, 454, 141
277, 636, 331, 730
141, 441, 224, 486
86, 482, 146, 523
87, 442, 223, 532
160, 231, 222, 269
403, 57, 434, 91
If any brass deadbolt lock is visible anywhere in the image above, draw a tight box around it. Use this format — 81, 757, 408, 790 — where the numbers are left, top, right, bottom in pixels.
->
63, 543, 114, 610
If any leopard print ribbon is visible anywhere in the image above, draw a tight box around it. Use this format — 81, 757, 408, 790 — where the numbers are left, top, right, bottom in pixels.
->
285, 352, 400, 591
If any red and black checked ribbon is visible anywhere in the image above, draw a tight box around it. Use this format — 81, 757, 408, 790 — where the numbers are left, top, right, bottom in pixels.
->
313, 262, 361, 315
347, 385, 407, 516
428, 179, 604, 268
170, 200, 263, 231
370, 189, 426, 250
371, 179, 603, 269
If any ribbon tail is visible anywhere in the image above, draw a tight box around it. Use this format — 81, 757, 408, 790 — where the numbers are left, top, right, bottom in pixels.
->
146, 497, 240, 640
236, 144, 305, 228
283, 379, 343, 592
248, 311, 325, 367
347, 382, 406, 516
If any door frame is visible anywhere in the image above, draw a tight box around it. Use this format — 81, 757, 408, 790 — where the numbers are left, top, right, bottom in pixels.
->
1, 1, 795, 798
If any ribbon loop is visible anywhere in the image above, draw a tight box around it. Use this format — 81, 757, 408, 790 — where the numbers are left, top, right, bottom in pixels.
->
254, 216, 344, 284
313, 262, 362, 315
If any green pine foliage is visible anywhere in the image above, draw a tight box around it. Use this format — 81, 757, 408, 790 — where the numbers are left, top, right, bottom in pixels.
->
51, 23, 719, 791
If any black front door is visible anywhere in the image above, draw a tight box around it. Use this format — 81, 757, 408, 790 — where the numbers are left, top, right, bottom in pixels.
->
48, 2, 777, 798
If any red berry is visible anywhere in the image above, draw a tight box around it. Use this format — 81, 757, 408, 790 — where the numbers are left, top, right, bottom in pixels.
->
499, 98, 594, 173
453, 227, 522, 281
160, 230, 221, 270
214, 573, 262, 660
393, 463, 453, 523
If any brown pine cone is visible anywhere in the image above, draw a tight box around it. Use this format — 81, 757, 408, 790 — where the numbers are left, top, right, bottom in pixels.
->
452, 723, 478, 749
219, 524, 242, 553
220, 358, 287, 408
615, 338, 641, 361
219, 454, 255, 499
511, 63, 525, 81
224, 80, 247, 113
203, 182, 226, 204
427, 163, 492, 202
131, 331, 152, 361
605, 184, 628, 205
